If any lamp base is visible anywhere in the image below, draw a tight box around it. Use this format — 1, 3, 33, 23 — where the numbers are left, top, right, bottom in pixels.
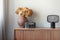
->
51, 22, 55, 28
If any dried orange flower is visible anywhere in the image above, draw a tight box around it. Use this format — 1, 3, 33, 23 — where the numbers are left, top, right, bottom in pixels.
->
16, 7, 33, 17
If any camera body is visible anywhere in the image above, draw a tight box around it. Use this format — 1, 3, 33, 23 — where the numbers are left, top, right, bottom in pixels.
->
25, 22, 36, 28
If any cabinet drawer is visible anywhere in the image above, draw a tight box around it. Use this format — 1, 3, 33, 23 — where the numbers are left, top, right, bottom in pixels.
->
24, 30, 42, 40
14, 30, 24, 40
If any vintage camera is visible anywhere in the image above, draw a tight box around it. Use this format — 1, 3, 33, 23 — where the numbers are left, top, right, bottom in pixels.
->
25, 22, 36, 28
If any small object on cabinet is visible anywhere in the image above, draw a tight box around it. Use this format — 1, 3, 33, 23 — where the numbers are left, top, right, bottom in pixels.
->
47, 15, 59, 28
25, 22, 36, 28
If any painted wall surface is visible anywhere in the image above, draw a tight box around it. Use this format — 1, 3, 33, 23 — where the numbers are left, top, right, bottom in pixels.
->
8, 0, 60, 40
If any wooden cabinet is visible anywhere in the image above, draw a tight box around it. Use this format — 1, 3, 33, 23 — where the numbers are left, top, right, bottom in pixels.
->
51, 30, 60, 40
14, 28, 60, 40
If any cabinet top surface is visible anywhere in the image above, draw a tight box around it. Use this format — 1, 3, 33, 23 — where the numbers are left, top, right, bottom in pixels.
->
14, 28, 60, 31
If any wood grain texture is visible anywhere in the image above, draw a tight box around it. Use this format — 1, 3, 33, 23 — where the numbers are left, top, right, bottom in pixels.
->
53, 30, 60, 40
42, 30, 51, 40
50, 30, 54, 40
20, 31, 24, 40
34, 30, 42, 40
15, 30, 20, 40
24, 31, 31, 40
14, 28, 60, 40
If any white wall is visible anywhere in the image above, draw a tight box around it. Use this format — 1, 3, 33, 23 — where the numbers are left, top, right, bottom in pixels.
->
8, 0, 60, 40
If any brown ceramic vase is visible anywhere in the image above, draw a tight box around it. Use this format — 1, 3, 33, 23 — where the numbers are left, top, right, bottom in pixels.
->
18, 16, 27, 28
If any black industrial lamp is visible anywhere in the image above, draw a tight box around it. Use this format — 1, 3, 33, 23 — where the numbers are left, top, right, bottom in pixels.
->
47, 15, 59, 28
